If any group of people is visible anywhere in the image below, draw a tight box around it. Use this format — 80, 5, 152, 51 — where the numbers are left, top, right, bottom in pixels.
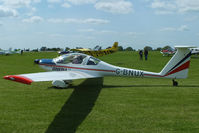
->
139, 49, 148, 61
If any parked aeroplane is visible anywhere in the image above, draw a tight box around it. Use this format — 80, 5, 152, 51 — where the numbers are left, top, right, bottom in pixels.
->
4, 46, 194, 88
0, 48, 20, 55
160, 48, 176, 56
161, 47, 199, 56
70, 42, 118, 57
58, 50, 74, 55
190, 47, 199, 55
0, 50, 10, 55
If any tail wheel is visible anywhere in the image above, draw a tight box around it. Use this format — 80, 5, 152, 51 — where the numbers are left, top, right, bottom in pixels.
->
172, 79, 178, 86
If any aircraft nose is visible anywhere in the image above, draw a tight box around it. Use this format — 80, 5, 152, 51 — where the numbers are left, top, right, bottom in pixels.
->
34, 59, 40, 64
38, 59, 56, 65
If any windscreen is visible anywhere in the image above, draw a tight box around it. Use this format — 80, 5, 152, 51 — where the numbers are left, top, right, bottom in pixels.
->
54, 54, 87, 64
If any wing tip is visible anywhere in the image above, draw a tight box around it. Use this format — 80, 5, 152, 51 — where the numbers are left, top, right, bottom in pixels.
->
4, 75, 33, 85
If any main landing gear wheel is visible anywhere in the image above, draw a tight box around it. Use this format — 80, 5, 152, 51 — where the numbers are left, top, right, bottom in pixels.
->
52, 80, 72, 88
172, 79, 178, 86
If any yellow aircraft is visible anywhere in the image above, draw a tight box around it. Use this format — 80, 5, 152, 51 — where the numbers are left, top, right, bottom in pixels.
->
71, 42, 118, 57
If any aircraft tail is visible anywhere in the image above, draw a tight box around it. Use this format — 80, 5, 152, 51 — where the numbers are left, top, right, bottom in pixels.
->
9, 48, 12, 52
110, 42, 118, 51
159, 46, 194, 79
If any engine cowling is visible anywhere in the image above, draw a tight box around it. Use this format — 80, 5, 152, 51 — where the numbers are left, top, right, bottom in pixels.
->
52, 80, 69, 88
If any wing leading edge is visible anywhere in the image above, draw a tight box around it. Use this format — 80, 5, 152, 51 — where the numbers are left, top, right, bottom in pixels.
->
4, 71, 101, 85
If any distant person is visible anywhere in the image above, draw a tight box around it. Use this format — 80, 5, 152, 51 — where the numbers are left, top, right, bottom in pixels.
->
139, 50, 143, 60
20, 50, 23, 55
144, 49, 148, 60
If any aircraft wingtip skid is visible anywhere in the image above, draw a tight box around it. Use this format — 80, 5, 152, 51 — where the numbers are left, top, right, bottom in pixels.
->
4, 75, 33, 85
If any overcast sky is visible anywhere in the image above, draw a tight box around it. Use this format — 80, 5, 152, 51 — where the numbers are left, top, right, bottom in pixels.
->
0, 0, 199, 50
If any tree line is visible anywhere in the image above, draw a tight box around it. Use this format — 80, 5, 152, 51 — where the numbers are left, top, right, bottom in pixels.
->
118, 45, 172, 51
17, 45, 172, 52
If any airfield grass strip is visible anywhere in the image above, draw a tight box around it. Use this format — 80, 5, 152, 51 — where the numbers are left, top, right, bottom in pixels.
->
0, 51, 199, 133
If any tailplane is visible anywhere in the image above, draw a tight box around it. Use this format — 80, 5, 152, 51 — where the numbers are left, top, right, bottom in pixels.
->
160, 46, 194, 79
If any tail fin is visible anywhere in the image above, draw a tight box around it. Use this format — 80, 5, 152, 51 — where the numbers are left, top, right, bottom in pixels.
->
160, 46, 194, 79
9, 48, 12, 52
111, 42, 118, 51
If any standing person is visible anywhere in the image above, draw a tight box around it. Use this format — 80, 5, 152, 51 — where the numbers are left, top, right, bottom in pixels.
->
139, 50, 143, 60
144, 49, 148, 60
20, 50, 23, 55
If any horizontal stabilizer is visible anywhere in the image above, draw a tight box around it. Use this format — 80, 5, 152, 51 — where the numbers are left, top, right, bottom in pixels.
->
175, 46, 196, 49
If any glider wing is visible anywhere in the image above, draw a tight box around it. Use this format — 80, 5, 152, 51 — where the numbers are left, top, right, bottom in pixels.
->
4, 71, 101, 85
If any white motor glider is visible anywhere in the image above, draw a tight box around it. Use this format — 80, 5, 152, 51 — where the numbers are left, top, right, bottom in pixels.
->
4, 46, 194, 88
160, 48, 176, 56
190, 47, 199, 55
0, 48, 20, 55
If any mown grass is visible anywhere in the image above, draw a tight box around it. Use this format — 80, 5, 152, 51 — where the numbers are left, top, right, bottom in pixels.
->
0, 51, 199, 133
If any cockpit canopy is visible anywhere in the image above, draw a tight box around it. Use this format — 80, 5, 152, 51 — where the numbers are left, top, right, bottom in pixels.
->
53, 53, 101, 65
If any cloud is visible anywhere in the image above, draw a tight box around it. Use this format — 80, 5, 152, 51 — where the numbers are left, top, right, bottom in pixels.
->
83, 18, 109, 24
160, 25, 189, 32
176, 0, 199, 13
127, 32, 143, 36
66, 0, 97, 5
79, 28, 118, 34
22, 16, 44, 23
99, 30, 118, 34
151, 0, 176, 9
178, 25, 189, 31
184, 16, 198, 22
0, 0, 41, 18
160, 27, 176, 32
53, 0, 133, 14
47, 0, 62, 3
150, 0, 176, 14
49, 33, 65, 37
150, 0, 199, 14
77, 28, 142, 37
0, 6, 17, 17
61, 2, 71, 8
78, 28, 96, 32
0, 0, 40, 8
48, 18, 109, 24
95, 0, 133, 14
33, 0, 40, 2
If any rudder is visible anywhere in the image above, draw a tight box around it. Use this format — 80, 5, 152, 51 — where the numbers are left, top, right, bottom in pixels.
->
160, 46, 193, 79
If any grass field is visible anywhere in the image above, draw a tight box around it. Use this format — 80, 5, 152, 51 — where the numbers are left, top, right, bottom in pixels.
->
0, 51, 199, 133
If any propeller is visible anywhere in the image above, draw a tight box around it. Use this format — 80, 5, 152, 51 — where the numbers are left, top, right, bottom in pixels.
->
34, 59, 40, 65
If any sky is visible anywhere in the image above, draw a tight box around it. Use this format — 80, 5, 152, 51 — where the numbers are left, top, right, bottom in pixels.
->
0, 0, 199, 50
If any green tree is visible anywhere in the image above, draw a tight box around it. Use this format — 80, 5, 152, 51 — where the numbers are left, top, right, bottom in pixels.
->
65, 47, 70, 51
162, 45, 172, 50
40, 46, 47, 51
125, 47, 133, 51
155, 47, 162, 51
118, 46, 124, 51
144, 46, 153, 51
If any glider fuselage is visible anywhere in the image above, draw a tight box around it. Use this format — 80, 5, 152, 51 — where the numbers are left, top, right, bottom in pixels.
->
37, 53, 145, 79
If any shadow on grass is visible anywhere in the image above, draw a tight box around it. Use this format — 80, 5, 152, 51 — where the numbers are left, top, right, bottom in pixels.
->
45, 78, 103, 133
191, 56, 199, 59
102, 84, 199, 88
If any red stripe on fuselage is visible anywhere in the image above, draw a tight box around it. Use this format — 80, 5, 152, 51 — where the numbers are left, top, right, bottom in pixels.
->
144, 61, 190, 78
143, 74, 163, 77
40, 64, 116, 73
